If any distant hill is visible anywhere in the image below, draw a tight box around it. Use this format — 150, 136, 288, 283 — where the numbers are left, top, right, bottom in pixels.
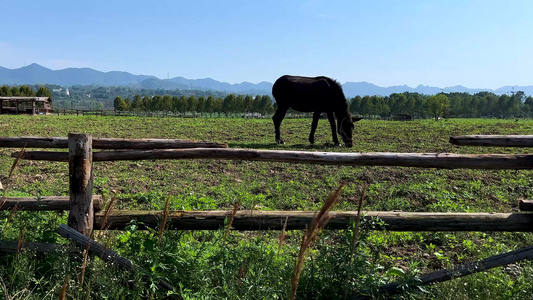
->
1, 63, 532, 97
0, 63, 156, 86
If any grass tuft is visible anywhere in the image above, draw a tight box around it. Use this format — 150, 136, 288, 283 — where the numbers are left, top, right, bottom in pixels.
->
59, 275, 69, 300
278, 216, 289, 255
158, 195, 171, 243
351, 184, 367, 257
291, 183, 345, 300
3, 205, 20, 234
16, 225, 26, 254
80, 243, 91, 288
225, 199, 241, 237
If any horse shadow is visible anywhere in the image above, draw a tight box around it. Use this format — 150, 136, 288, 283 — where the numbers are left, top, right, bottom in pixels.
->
227, 142, 343, 150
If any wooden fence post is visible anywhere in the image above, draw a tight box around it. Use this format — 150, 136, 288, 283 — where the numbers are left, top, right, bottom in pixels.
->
68, 133, 94, 236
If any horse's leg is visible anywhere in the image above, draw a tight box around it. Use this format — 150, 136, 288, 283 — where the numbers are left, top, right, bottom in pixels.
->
327, 112, 340, 146
272, 106, 288, 144
309, 111, 321, 144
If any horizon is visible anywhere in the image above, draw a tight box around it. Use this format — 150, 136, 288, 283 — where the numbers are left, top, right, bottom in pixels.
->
2, 63, 532, 93
1, 1, 532, 89
6, 62, 528, 90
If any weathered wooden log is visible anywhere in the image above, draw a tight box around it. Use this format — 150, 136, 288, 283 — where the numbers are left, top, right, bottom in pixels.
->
92, 138, 227, 149
350, 243, 533, 299
518, 199, 533, 211
57, 224, 175, 291
450, 135, 533, 147
12, 148, 533, 170
68, 134, 94, 236
0, 195, 102, 211
57, 224, 133, 270
0, 240, 57, 254
0, 136, 227, 149
93, 210, 533, 232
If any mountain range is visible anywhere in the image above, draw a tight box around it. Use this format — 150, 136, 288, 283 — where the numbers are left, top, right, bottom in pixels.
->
1, 63, 532, 97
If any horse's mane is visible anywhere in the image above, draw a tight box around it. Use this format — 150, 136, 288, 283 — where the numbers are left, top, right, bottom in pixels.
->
315, 76, 343, 93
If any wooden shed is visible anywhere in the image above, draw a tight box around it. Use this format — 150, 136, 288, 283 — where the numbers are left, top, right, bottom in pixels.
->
390, 113, 413, 121
0, 97, 53, 115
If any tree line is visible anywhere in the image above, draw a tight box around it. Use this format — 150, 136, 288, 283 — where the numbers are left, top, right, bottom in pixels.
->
2, 84, 533, 119
0, 85, 52, 98
113, 94, 275, 115
114, 90, 533, 119
52, 85, 228, 110
350, 91, 533, 119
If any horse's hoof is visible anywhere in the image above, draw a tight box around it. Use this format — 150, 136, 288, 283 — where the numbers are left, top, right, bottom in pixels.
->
276, 139, 285, 144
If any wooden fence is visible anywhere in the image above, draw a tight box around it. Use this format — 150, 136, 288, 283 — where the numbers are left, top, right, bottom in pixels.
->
2, 134, 533, 235
2, 134, 533, 297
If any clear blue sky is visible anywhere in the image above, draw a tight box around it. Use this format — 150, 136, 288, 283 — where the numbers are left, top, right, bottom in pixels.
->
1, 0, 532, 89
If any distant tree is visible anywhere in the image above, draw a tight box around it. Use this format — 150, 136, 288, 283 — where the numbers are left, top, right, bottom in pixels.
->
19, 85, 35, 96
205, 95, 215, 114
360, 96, 372, 116
11, 86, 20, 96
223, 94, 236, 114
404, 93, 415, 115
187, 96, 198, 112
413, 94, 427, 118
234, 95, 245, 113
244, 95, 253, 112
197, 96, 206, 113
260, 95, 274, 114
131, 94, 143, 111
372, 96, 389, 116
426, 94, 450, 120
214, 97, 224, 113
171, 96, 179, 113
176, 96, 188, 113
507, 93, 521, 117
151, 95, 163, 111
36, 86, 52, 99
389, 93, 407, 114
350, 96, 361, 114
252, 95, 262, 112
123, 98, 131, 111
0, 85, 12, 96
497, 95, 509, 117
161, 95, 172, 111
113, 96, 123, 110
94, 102, 104, 110
113, 96, 127, 111
142, 96, 153, 111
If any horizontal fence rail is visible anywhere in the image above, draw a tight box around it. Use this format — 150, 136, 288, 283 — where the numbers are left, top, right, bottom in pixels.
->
12, 148, 533, 170
350, 243, 533, 299
0, 240, 57, 254
450, 135, 533, 147
0, 136, 227, 149
94, 210, 533, 232
0, 196, 102, 211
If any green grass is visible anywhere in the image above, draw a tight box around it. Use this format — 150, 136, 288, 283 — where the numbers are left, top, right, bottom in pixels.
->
1, 115, 533, 299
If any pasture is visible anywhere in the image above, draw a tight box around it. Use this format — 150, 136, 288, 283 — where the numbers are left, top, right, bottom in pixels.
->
1, 115, 533, 299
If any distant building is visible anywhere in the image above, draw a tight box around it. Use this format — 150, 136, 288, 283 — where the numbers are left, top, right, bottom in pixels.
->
0, 97, 53, 115
65, 88, 70, 96
390, 114, 413, 121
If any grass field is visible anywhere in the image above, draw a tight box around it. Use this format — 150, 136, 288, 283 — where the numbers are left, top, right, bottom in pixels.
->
1, 115, 533, 299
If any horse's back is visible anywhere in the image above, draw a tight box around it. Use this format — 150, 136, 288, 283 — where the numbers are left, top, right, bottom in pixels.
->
272, 75, 333, 112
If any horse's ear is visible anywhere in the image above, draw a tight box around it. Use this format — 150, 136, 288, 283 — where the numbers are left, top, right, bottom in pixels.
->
352, 117, 363, 123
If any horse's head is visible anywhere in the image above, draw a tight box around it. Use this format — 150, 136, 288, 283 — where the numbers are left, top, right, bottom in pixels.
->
338, 116, 362, 147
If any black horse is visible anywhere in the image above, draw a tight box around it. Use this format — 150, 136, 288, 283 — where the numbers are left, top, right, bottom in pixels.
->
272, 75, 362, 147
